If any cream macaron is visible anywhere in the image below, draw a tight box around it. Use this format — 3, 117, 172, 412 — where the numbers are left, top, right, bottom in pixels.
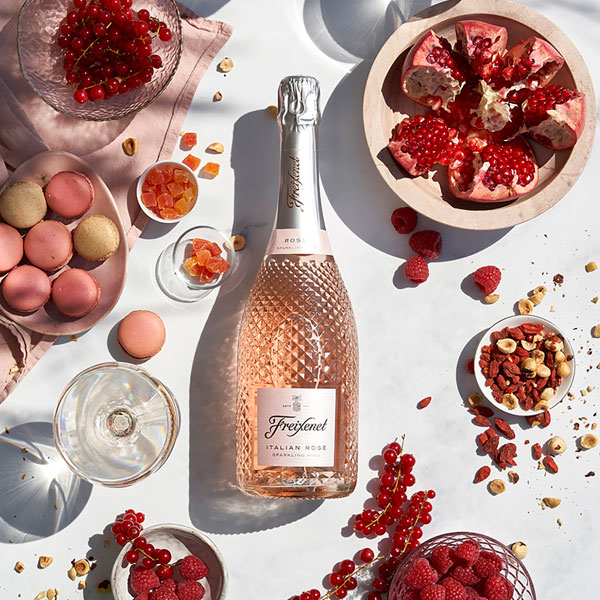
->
73, 214, 120, 262
0, 181, 47, 229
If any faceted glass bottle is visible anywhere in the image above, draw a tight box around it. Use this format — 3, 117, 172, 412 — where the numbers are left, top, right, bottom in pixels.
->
236, 76, 359, 499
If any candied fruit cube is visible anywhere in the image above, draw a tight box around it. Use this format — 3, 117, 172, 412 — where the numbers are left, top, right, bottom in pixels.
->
189, 264, 205, 277
200, 269, 215, 283
142, 180, 153, 193
160, 208, 178, 220
167, 182, 185, 198
204, 241, 222, 257
183, 256, 198, 270
183, 154, 201, 171
206, 256, 231, 274
157, 193, 174, 209
203, 162, 220, 177
192, 238, 211, 252
173, 169, 189, 184
141, 190, 157, 208
194, 249, 211, 267
174, 198, 189, 215
182, 132, 197, 147
146, 167, 164, 185
160, 165, 174, 183
182, 186, 196, 204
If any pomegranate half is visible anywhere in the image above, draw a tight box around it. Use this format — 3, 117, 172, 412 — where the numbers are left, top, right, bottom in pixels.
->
503, 36, 564, 89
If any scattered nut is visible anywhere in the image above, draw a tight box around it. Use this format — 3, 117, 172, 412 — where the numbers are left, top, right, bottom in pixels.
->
489, 479, 506, 494
74, 559, 90, 576
511, 541, 527, 559
588, 385, 595, 393
548, 436, 566, 454
544, 336, 564, 352
502, 393, 518, 410
557, 362, 571, 378
532, 334, 543, 343
207, 142, 224, 154
531, 349, 545, 364
579, 433, 598, 449
507, 471, 519, 483
67, 567, 77, 581
533, 285, 547, 295
96, 580, 111, 594
534, 400, 550, 411
497, 338, 517, 354
593, 324, 600, 338
9, 364, 19, 374
39, 556, 53, 569
542, 497, 561, 508
521, 340, 536, 351
554, 350, 566, 363
122, 137, 138, 156
35, 592, 46, 600
267, 105, 278, 117
539, 388, 555, 402
218, 57, 234, 72
484, 294, 500, 304
46, 589, 57, 600
536, 364, 551, 378
14, 561, 25, 573
518, 298, 534, 315
467, 392, 483, 406
213, 91, 223, 101
593, 296, 599, 304
530, 292, 544, 306
230, 234, 245, 251
78, 581, 86, 590
520, 358, 537, 378
585, 261, 597, 272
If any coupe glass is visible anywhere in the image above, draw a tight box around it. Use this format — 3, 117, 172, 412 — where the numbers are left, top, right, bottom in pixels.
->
54, 362, 180, 486
389, 531, 536, 600
17, 0, 182, 121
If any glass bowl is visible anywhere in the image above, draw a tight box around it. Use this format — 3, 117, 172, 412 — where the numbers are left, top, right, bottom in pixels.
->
389, 531, 536, 600
17, 0, 182, 121
53, 362, 180, 486
155, 225, 237, 302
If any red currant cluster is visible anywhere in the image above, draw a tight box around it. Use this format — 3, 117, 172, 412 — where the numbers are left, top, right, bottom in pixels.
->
56, 0, 173, 105
291, 440, 436, 600
111, 509, 173, 580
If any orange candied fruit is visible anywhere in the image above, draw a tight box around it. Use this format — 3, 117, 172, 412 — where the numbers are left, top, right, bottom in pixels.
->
173, 169, 190, 184
167, 182, 185, 198
157, 193, 174, 209
174, 198, 189, 216
183, 154, 201, 171
182, 132, 198, 148
203, 162, 220, 177
141, 190, 157, 208
160, 208, 178, 220
183, 237, 231, 283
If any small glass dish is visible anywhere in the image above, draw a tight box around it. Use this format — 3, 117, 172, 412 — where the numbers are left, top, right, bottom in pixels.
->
17, 0, 182, 121
53, 362, 180, 487
155, 226, 236, 302
389, 531, 536, 600
137, 160, 199, 223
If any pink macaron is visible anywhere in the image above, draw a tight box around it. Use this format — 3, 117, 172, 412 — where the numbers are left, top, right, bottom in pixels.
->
1, 265, 51, 313
45, 170, 94, 219
0, 223, 24, 272
118, 310, 166, 360
51, 268, 101, 318
24, 220, 73, 272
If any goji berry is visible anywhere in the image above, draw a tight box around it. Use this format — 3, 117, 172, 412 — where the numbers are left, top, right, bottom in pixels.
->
473, 415, 492, 427
494, 418, 515, 440
482, 436, 499, 455
543, 456, 559, 473
418, 396, 432, 409
532, 443, 543, 460
477, 432, 489, 447
474, 466, 491, 483
507, 327, 525, 340
469, 406, 494, 418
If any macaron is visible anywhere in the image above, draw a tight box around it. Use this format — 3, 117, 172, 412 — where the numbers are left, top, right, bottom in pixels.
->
45, 170, 94, 219
73, 214, 120, 262
118, 310, 166, 360
0, 223, 24, 272
51, 268, 100, 318
1, 265, 51, 313
0, 180, 47, 229
24, 220, 73, 272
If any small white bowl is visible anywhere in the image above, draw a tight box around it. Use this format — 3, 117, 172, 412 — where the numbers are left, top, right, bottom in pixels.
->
111, 524, 227, 600
474, 315, 575, 417
137, 160, 199, 224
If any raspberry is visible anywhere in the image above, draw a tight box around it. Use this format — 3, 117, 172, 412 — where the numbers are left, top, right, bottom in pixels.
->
151, 587, 178, 600
135, 595, 150, 600
441, 577, 467, 600
160, 580, 176, 592
404, 256, 430, 285
405, 558, 439, 589
430, 545, 455, 574
420, 584, 446, 600
451, 565, 480, 586
483, 575, 514, 600
391, 207, 418, 234
453, 540, 480, 565
179, 555, 209, 580
409, 230, 442, 260
176, 580, 206, 600
403, 591, 421, 600
130, 567, 160, 595
464, 588, 482, 599
473, 551, 502, 578
472, 266, 501, 296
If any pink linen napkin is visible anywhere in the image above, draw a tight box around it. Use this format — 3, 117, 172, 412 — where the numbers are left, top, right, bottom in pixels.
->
0, 1, 232, 403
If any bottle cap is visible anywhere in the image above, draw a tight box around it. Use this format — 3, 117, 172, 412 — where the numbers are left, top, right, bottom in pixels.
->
278, 75, 321, 129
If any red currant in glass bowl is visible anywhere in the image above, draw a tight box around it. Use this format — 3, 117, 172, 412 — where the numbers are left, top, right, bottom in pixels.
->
17, 0, 182, 121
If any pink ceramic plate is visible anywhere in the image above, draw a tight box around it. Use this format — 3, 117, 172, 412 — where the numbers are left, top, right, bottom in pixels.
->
0, 151, 127, 335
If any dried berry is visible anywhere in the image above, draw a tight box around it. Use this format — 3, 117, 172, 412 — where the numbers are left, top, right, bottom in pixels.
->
474, 466, 491, 483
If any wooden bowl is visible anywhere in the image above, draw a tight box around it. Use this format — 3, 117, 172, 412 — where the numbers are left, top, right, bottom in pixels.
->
363, 0, 596, 230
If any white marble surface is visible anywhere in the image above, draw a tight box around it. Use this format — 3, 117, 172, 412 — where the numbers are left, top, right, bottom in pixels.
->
1, 0, 600, 599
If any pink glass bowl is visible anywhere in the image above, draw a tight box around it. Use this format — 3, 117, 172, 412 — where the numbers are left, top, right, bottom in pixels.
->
389, 531, 536, 600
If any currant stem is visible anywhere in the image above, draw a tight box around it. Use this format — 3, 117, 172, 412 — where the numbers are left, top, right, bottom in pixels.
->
321, 555, 385, 600
126, 539, 179, 568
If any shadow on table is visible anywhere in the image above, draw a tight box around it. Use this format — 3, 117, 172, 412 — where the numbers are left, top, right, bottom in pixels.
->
188, 110, 323, 534
180, 0, 231, 18
0, 422, 92, 543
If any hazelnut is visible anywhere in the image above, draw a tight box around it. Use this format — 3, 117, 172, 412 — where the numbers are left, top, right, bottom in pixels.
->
511, 541, 528, 559
593, 296, 599, 304
585, 261, 598, 272
74, 559, 90, 576
518, 298, 534, 315
218, 57, 234, 72
521, 358, 537, 378
521, 340, 536, 351
502, 393, 518, 410
530, 292, 544, 306
554, 350, 566, 363
593, 324, 600, 338
122, 137, 138, 156
14, 561, 25, 573
39, 556, 53, 569
213, 91, 223, 101
35, 593, 46, 600
78, 581, 86, 590
484, 294, 500, 304
207, 142, 225, 154
542, 497, 561, 508
545, 336, 564, 352
532, 334, 543, 342
533, 285, 547, 295
540, 388, 555, 402
497, 338, 517, 354
579, 434, 598, 449
467, 392, 483, 406
229, 234, 246, 251
557, 362, 571, 377
536, 364, 551, 378
507, 471, 519, 483
46, 589, 57, 600
548, 436, 566, 454
489, 479, 506, 494
531, 349, 545, 364
67, 567, 77, 581
266, 105, 277, 117
534, 400, 550, 411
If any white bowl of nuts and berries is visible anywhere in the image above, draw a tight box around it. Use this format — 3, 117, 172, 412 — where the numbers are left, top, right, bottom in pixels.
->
474, 315, 575, 416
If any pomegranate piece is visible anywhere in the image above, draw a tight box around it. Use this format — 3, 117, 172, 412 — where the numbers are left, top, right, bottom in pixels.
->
522, 84, 585, 150
447, 135, 539, 202
401, 30, 469, 110
388, 113, 460, 176
503, 36, 564, 89
471, 81, 524, 142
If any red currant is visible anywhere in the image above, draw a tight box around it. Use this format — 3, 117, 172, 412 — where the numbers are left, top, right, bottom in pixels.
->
403, 473, 416, 487
60, 23, 73, 35
420, 513, 432, 524
111, 521, 122, 535
115, 532, 127, 545
354, 521, 364, 532
105, 0, 121, 11
362, 525, 373, 535
158, 26, 172, 42
388, 441, 402, 453
106, 78, 120, 93
383, 448, 397, 464
138, 9, 150, 21
329, 572, 343, 586
135, 512, 145, 523
134, 21, 149, 36
134, 536, 147, 549
378, 563, 391, 578
86, 5, 99, 19
156, 565, 173, 580
377, 492, 390, 507
390, 545, 403, 558
144, 544, 155, 556
359, 548, 374, 563
150, 54, 162, 69
427, 489, 436, 499
74, 0, 86, 7
66, 71, 79, 84
309, 591, 320, 600
66, 11, 78, 24
380, 472, 395, 488
401, 454, 416, 469
374, 523, 387, 536
127, 524, 140, 538
345, 578, 357, 590
367, 594, 382, 600
339, 560, 355, 575
300, 593, 311, 600
335, 590, 347, 599
141, 557, 155, 569
157, 549, 171, 565
372, 578, 387, 591
125, 550, 140, 564
70, 37, 84, 51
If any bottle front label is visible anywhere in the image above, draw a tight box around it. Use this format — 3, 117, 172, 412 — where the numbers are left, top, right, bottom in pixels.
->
256, 388, 336, 467
266, 228, 332, 255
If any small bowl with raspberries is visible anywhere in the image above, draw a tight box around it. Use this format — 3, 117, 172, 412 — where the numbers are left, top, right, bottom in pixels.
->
388, 531, 536, 600
111, 513, 227, 600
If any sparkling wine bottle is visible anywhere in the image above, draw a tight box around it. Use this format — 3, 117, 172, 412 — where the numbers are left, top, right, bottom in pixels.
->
236, 75, 359, 499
